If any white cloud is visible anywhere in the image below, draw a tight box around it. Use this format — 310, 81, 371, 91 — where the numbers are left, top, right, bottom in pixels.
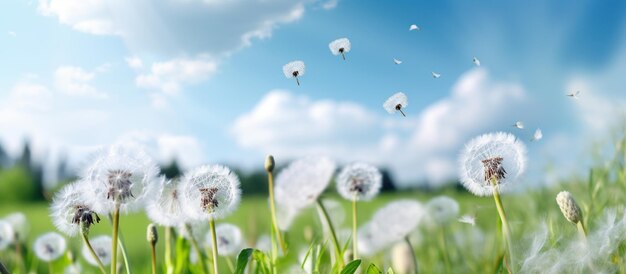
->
54, 66, 108, 99
135, 57, 218, 94
231, 69, 529, 187
8, 31, 17, 37
125, 56, 143, 69
10, 81, 52, 111
114, 131, 206, 169
321, 0, 339, 10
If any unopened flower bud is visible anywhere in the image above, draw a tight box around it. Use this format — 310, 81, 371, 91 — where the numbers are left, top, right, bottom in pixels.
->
147, 223, 158, 245
265, 155, 275, 173
556, 191, 583, 224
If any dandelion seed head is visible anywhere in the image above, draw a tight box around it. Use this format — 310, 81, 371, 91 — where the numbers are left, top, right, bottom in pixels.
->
205, 223, 243, 256
146, 178, 189, 227
51, 181, 101, 236
82, 235, 116, 266
283, 61, 305, 78
426, 196, 460, 225
328, 38, 351, 55
275, 156, 335, 210
64, 262, 82, 274
255, 234, 271, 253
3, 212, 29, 242
383, 92, 408, 114
336, 162, 382, 201
179, 165, 241, 221
276, 205, 298, 231
34, 232, 67, 262
0, 220, 15, 250
83, 145, 160, 214
556, 191, 583, 224
459, 132, 527, 196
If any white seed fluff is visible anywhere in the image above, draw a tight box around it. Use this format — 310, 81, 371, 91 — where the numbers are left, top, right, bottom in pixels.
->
205, 223, 243, 256
179, 165, 241, 221
383, 92, 409, 114
328, 38, 351, 56
336, 162, 382, 201
34, 232, 67, 262
274, 156, 336, 210
50, 181, 100, 236
0, 220, 14, 250
146, 178, 189, 227
282, 61, 306, 78
426, 196, 460, 225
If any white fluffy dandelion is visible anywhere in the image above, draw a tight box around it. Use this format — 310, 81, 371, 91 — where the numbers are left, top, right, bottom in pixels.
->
383, 92, 409, 117
50, 182, 101, 237
426, 196, 460, 225
82, 235, 116, 266
179, 165, 241, 221
146, 178, 189, 227
83, 145, 160, 214
329, 38, 351, 60
336, 162, 382, 201
473, 56, 481, 66
0, 220, 14, 250
513, 121, 524, 129
532, 128, 543, 142
34, 232, 67, 262
205, 223, 243, 256
409, 24, 420, 31
3, 212, 29, 242
274, 156, 336, 210
283, 61, 305, 86
432, 72, 441, 78
393, 58, 402, 65
457, 215, 476, 226
458, 132, 527, 196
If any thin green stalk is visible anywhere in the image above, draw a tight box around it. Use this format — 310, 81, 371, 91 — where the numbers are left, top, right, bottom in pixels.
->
577, 221, 588, 238
185, 224, 209, 274
81, 231, 107, 274
315, 199, 344, 268
209, 218, 220, 274
267, 168, 286, 254
48, 261, 54, 274
225, 257, 235, 273
165, 227, 174, 274
439, 227, 451, 273
351, 195, 358, 260
112, 205, 120, 274
490, 178, 514, 272
405, 236, 419, 274
118, 235, 131, 274
151, 242, 157, 274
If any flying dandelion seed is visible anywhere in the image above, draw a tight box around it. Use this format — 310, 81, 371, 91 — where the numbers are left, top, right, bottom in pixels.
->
459, 132, 527, 196
83, 145, 160, 214
457, 215, 476, 226
393, 58, 402, 65
409, 24, 420, 31
336, 162, 382, 201
82, 235, 116, 266
34, 232, 67, 262
3, 212, 29, 243
513, 121, 524, 129
473, 57, 481, 66
179, 165, 241, 221
531, 128, 543, 142
50, 181, 101, 236
329, 38, 351, 60
383, 92, 409, 117
205, 223, 243, 256
274, 156, 336, 210
146, 178, 189, 227
432, 72, 441, 78
426, 196, 460, 225
0, 220, 14, 250
282, 61, 305, 86
566, 90, 581, 99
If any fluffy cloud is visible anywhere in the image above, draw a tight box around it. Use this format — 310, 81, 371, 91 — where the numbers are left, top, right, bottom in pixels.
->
231, 69, 529, 187
54, 66, 108, 99
135, 57, 218, 94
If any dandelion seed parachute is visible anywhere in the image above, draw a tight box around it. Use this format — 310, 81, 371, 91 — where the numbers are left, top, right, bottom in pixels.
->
0, 220, 14, 250
83, 145, 160, 214
33, 232, 67, 262
383, 92, 408, 115
426, 196, 460, 225
179, 165, 241, 221
274, 156, 336, 210
328, 38, 351, 59
205, 223, 243, 256
50, 181, 100, 236
336, 162, 382, 201
146, 178, 189, 227
458, 132, 527, 196
82, 235, 116, 266
3, 212, 29, 242
282, 61, 305, 85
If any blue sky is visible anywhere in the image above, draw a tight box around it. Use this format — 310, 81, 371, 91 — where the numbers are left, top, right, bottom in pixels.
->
1, 0, 625, 188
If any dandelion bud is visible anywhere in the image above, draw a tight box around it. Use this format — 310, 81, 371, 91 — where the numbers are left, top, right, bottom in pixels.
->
265, 155, 275, 173
147, 223, 158, 245
556, 191, 583, 224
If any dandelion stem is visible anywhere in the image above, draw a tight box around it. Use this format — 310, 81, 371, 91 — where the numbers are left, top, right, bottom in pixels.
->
48, 261, 54, 274
341, 52, 346, 60
118, 235, 131, 274
209, 217, 220, 274
315, 199, 344, 268
111, 204, 120, 274
399, 109, 406, 117
225, 257, 235, 273
577, 221, 588, 238
404, 236, 419, 274
81, 230, 107, 274
490, 177, 514, 272
165, 227, 174, 274
150, 241, 157, 274
439, 227, 451, 273
351, 195, 358, 260
185, 224, 209, 274
266, 168, 287, 254
296, 77, 300, 86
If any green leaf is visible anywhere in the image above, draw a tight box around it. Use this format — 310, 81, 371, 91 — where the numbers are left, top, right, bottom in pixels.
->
234, 248, 254, 274
386, 267, 395, 274
365, 263, 382, 274
340, 259, 361, 274
252, 249, 272, 274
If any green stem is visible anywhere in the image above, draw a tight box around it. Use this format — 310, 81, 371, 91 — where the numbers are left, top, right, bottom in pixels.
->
48, 261, 54, 274
151, 242, 157, 274
405, 237, 419, 274
577, 221, 588, 238
490, 178, 514, 272
225, 257, 235, 273
185, 224, 209, 274
439, 227, 451, 273
81, 231, 107, 274
112, 205, 120, 274
267, 170, 287, 254
351, 196, 358, 260
165, 227, 174, 274
315, 199, 344, 268
209, 218, 220, 274
118, 235, 131, 274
